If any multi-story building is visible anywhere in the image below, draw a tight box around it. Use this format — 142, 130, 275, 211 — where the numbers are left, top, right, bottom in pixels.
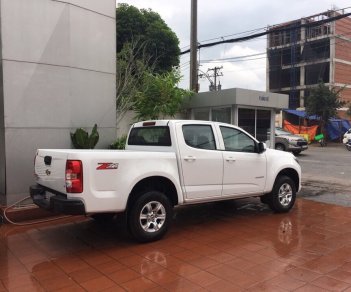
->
267, 9, 351, 115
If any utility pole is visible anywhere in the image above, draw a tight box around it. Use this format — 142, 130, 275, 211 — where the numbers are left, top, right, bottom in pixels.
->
207, 66, 223, 91
190, 0, 198, 92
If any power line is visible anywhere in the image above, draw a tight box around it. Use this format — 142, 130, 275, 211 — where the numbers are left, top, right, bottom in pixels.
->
180, 11, 351, 55
198, 30, 351, 65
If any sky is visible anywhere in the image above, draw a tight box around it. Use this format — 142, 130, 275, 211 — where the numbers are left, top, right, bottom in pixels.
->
116, 1, 351, 92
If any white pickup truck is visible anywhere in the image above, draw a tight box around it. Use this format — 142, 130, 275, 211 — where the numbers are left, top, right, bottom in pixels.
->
30, 120, 301, 242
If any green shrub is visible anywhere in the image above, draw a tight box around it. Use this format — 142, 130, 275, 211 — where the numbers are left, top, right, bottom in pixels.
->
109, 135, 127, 150
70, 124, 99, 149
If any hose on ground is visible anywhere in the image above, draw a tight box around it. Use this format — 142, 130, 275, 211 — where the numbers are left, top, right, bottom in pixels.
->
2, 196, 71, 226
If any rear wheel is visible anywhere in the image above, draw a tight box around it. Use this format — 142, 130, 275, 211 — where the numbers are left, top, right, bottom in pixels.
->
275, 143, 285, 151
267, 176, 296, 213
128, 191, 172, 243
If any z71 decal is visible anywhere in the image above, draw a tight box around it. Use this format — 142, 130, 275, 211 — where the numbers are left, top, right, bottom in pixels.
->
96, 163, 119, 170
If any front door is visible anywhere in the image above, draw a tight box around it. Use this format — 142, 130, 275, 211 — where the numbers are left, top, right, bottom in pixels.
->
219, 125, 267, 196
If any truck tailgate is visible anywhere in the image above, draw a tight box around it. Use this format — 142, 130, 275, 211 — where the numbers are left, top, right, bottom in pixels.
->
35, 150, 68, 194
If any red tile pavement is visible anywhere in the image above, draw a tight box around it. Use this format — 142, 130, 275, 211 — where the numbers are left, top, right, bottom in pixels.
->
1, 198, 351, 291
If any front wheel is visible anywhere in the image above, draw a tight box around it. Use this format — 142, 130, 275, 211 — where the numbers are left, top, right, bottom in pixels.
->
275, 143, 285, 151
346, 145, 351, 151
128, 191, 172, 243
267, 176, 296, 213
292, 150, 301, 156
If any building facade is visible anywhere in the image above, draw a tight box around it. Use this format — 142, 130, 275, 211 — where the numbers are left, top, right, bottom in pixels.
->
0, 0, 116, 206
184, 88, 289, 148
267, 9, 351, 112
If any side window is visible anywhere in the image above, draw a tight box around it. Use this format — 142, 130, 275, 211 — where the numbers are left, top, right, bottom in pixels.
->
182, 125, 216, 150
220, 126, 256, 153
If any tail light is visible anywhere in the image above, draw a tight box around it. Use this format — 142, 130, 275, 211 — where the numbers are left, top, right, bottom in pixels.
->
66, 160, 83, 193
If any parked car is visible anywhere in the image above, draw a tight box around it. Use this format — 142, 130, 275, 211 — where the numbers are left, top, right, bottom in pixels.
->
275, 127, 308, 155
30, 120, 301, 242
343, 128, 351, 144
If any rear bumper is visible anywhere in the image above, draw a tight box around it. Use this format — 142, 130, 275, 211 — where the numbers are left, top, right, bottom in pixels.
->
30, 184, 85, 215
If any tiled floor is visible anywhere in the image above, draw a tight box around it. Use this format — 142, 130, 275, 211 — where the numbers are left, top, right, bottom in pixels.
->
1, 198, 351, 291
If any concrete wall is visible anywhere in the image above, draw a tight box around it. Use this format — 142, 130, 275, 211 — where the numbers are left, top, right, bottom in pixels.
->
0, 0, 116, 205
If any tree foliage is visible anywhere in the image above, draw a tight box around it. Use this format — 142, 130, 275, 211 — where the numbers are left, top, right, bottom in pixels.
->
116, 40, 154, 126
305, 82, 345, 137
134, 69, 193, 121
116, 3, 180, 73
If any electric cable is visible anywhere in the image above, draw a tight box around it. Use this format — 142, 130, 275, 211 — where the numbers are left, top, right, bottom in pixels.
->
2, 196, 72, 226
180, 11, 351, 55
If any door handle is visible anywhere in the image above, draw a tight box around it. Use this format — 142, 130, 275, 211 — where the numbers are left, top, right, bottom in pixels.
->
184, 156, 196, 162
225, 157, 236, 162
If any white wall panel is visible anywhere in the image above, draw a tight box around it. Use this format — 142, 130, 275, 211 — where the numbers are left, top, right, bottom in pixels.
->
64, 0, 116, 18
1, 0, 70, 66
0, 0, 116, 205
69, 5, 116, 74
3, 61, 115, 128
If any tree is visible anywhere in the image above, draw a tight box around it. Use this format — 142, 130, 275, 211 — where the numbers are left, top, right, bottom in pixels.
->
116, 40, 154, 127
134, 69, 193, 121
116, 4, 180, 73
305, 82, 345, 138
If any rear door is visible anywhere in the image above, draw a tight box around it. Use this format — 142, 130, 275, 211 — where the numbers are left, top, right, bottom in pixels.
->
176, 123, 223, 200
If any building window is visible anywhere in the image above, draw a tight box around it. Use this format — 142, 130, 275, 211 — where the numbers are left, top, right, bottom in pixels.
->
238, 108, 255, 136
257, 110, 271, 143
212, 107, 231, 124
193, 109, 210, 121
238, 108, 271, 143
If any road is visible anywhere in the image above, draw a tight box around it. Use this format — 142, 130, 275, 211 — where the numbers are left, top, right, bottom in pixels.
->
297, 142, 351, 206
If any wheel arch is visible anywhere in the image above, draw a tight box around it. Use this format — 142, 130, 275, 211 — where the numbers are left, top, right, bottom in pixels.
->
127, 176, 178, 211
275, 168, 300, 191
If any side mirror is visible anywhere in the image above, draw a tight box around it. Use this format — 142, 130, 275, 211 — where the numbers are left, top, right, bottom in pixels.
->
258, 142, 266, 154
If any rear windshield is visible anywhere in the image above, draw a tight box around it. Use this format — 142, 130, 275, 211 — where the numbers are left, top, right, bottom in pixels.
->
128, 126, 171, 146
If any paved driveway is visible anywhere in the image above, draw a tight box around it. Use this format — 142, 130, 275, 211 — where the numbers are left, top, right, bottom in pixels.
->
1, 197, 351, 291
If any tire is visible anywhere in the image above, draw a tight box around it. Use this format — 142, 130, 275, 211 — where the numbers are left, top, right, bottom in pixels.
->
346, 145, 351, 151
128, 191, 172, 243
292, 150, 301, 156
267, 175, 296, 213
275, 143, 285, 151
